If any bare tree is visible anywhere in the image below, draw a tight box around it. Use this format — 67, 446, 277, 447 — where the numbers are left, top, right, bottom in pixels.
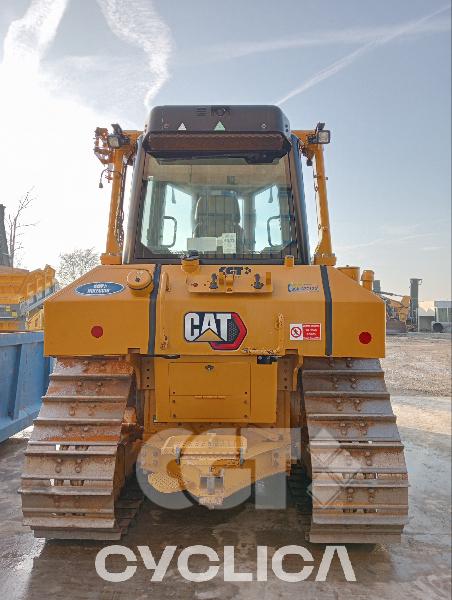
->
57, 248, 100, 287
7, 189, 37, 267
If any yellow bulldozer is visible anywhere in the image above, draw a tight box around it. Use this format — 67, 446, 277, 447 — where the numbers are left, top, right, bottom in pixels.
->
372, 279, 419, 334
20, 106, 408, 543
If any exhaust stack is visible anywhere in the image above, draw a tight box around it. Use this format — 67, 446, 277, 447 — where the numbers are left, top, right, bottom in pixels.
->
409, 278, 422, 330
0, 204, 11, 267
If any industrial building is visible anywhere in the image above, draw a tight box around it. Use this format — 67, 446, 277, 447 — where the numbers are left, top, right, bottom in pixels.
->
418, 300, 452, 333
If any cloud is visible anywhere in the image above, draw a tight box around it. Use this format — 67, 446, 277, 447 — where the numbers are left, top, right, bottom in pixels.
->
2, 0, 69, 70
275, 4, 451, 105
96, 0, 172, 109
46, 53, 154, 121
194, 17, 450, 65
337, 232, 434, 253
0, 0, 174, 271
379, 223, 420, 237
0, 1, 120, 270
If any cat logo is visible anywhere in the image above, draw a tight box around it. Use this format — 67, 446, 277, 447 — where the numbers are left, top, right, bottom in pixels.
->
184, 312, 247, 350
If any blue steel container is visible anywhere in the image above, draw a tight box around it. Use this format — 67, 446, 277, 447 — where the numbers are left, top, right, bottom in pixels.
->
0, 332, 51, 443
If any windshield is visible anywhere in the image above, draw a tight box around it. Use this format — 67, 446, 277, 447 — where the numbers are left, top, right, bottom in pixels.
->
135, 154, 298, 260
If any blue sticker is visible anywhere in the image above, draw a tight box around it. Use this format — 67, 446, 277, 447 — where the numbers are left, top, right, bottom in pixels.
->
75, 282, 125, 296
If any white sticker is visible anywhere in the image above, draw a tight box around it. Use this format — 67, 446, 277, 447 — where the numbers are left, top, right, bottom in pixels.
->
187, 237, 218, 252
178, 122, 187, 131
219, 232, 236, 254
290, 324, 303, 341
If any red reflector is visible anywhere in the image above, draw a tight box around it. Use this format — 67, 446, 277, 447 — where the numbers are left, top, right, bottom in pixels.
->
359, 331, 372, 344
91, 325, 104, 338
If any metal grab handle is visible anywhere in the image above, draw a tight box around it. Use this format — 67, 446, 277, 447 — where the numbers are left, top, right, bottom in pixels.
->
162, 216, 177, 248
266, 215, 280, 247
158, 271, 170, 350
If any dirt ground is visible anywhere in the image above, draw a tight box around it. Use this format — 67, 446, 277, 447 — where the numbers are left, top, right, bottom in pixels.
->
0, 333, 450, 600
383, 333, 451, 397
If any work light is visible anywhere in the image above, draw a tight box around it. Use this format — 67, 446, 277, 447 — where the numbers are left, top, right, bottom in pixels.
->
107, 123, 130, 149
308, 122, 331, 145
107, 134, 121, 148
317, 129, 331, 144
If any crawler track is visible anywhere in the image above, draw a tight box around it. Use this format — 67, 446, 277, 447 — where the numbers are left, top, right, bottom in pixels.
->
20, 357, 143, 540
300, 357, 409, 544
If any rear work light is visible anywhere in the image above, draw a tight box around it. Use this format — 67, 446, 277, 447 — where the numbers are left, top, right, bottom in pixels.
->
144, 132, 290, 159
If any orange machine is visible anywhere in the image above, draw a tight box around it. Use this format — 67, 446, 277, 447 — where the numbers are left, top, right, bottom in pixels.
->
21, 107, 408, 544
0, 264, 56, 331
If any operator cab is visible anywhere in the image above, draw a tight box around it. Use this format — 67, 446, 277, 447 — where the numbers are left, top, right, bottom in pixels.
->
126, 105, 310, 264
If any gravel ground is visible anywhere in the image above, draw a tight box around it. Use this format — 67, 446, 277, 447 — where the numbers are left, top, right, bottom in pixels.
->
0, 333, 450, 600
382, 333, 451, 397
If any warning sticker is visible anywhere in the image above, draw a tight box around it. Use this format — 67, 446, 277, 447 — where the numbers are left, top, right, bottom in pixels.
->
290, 324, 303, 340
302, 323, 322, 340
289, 323, 322, 341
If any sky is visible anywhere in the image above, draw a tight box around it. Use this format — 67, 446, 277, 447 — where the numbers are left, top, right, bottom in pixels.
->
0, 0, 450, 300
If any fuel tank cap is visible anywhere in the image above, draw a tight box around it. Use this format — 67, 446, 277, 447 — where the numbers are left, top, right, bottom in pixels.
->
127, 269, 153, 290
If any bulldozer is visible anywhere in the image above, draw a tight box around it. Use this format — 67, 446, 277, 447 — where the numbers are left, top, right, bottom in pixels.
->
372, 278, 416, 334
382, 294, 412, 334
20, 106, 408, 543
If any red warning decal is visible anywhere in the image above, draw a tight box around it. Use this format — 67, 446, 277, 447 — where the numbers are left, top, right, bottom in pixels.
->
302, 323, 322, 340
290, 323, 322, 341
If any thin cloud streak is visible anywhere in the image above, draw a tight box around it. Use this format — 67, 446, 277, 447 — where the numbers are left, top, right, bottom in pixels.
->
275, 4, 452, 106
337, 232, 434, 253
198, 18, 450, 64
379, 223, 420, 237
96, 0, 172, 109
2, 0, 69, 70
